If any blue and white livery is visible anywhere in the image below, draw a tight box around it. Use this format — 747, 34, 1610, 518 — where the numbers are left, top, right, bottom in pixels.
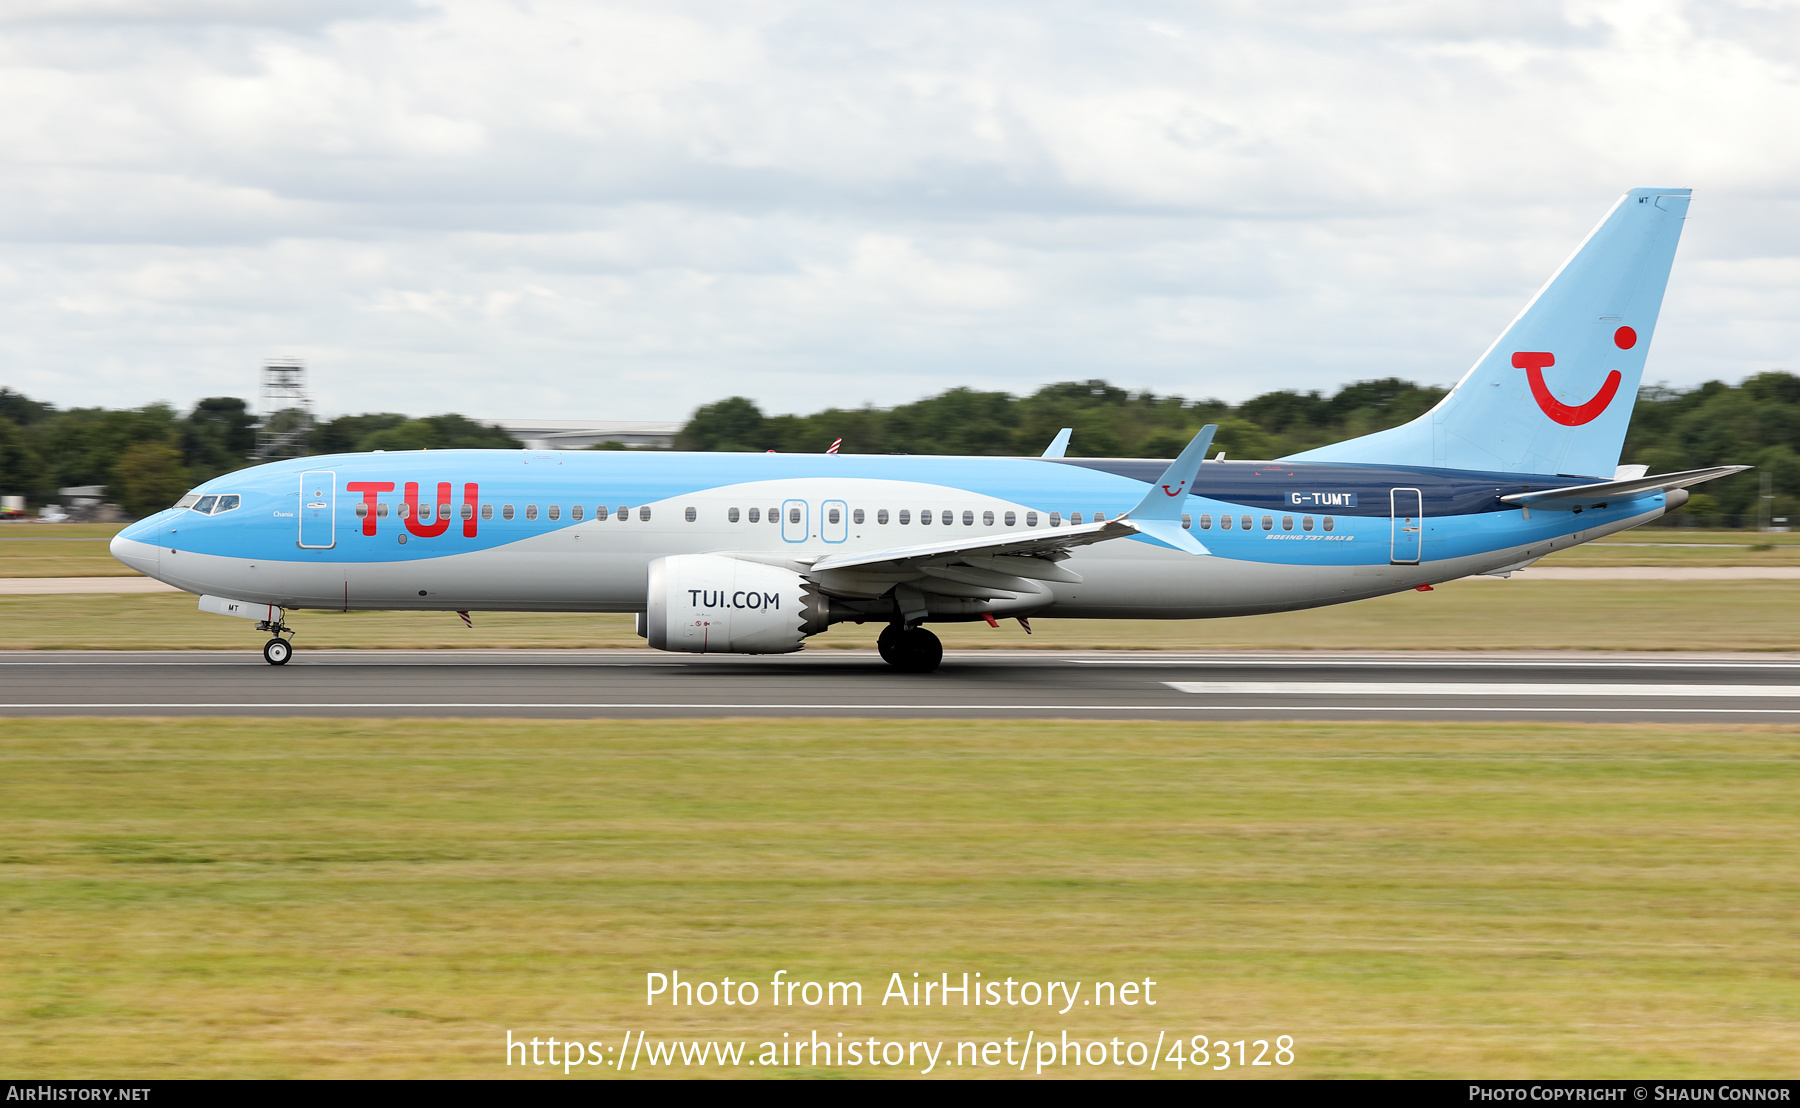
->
112, 188, 1745, 671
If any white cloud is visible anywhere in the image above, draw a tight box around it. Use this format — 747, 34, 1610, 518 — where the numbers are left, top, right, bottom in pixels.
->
0, 0, 1795, 419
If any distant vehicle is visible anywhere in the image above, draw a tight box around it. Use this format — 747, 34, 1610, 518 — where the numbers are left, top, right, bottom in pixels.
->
1, 495, 25, 521
33, 504, 70, 523
114, 188, 1746, 671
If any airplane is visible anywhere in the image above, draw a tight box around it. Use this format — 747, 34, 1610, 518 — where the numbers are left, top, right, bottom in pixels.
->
111, 187, 1747, 673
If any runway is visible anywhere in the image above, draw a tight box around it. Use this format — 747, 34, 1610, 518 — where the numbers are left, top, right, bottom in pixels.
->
4, 649, 1799, 721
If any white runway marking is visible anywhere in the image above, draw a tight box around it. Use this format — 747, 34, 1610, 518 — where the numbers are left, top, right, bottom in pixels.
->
1077, 658, 1800, 669
1164, 681, 1800, 698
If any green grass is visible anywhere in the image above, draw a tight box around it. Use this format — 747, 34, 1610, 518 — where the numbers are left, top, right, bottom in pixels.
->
0, 524, 136, 577
1, 717, 1796, 1078
2, 578, 1796, 652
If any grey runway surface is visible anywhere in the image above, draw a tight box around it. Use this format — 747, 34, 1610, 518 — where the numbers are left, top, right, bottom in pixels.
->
4, 648, 1800, 721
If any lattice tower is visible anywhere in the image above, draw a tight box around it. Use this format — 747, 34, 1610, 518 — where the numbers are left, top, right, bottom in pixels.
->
254, 359, 314, 460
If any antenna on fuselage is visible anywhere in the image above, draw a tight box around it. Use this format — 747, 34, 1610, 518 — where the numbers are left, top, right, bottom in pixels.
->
254, 358, 314, 461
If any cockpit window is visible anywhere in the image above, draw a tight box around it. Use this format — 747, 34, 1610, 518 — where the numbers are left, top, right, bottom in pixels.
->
180, 492, 242, 515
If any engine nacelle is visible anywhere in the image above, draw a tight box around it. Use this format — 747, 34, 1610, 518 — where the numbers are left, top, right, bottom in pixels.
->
645, 554, 828, 654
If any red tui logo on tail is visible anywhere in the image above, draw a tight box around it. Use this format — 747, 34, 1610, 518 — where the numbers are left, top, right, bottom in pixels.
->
1512, 351, 1622, 427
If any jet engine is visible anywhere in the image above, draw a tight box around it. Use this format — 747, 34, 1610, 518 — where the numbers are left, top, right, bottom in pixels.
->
645, 554, 828, 654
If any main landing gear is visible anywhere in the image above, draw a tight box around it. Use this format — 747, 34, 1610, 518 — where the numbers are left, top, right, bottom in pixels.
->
878, 624, 943, 673
257, 617, 295, 666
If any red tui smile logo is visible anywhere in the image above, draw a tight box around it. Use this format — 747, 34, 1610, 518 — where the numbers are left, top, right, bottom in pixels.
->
1511, 325, 1637, 426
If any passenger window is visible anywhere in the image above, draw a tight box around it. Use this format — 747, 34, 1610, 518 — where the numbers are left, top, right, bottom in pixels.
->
195, 495, 218, 514
1281, 515, 1293, 531
640, 506, 652, 521
962, 510, 974, 526
398, 503, 412, 520
1049, 512, 1061, 527
481, 504, 493, 521
1199, 513, 1212, 530
1094, 511, 1106, 522
502, 504, 514, 520
461, 503, 475, 520
1323, 516, 1335, 531
215, 495, 239, 513
747, 507, 758, 523
1003, 511, 1015, 527
898, 509, 910, 524
1025, 511, 1038, 527
1240, 515, 1252, 530
828, 508, 841, 524
1302, 515, 1313, 531
853, 509, 864, 524
420, 504, 433, 522
920, 509, 932, 526
526, 505, 538, 521
355, 502, 368, 518
685, 506, 697, 522
619, 506, 631, 521
729, 507, 741, 523
940, 510, 952, 526
1071, 512, 1084, 525
788, 507, 801, 524
572, 505, 583, 521
377, 502, 389, 518
1262, 515, 1273, 531
1181, 513, 1191, 530
548, 505, 560, 521
1221, 514, 1233, 530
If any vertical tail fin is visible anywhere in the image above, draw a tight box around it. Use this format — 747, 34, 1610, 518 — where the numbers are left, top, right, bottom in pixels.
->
1288, 188, 1691, 476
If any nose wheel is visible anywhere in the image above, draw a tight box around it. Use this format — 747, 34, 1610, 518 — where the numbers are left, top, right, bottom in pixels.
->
262, 637, 293, 666
878, 624, 943, 673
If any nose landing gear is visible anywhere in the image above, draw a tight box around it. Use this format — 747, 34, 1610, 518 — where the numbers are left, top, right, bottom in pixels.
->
878, 624, 943, 673
256, 616, 295, 666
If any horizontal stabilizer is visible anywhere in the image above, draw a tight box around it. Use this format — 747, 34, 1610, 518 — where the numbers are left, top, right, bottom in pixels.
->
1501, 465, 1750, 511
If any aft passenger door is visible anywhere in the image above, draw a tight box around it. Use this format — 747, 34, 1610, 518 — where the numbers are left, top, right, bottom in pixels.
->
299, 471, 336, 549
1389, 487, 1422, 565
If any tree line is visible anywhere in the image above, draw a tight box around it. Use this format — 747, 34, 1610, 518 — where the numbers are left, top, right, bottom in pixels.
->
0, 392, 518, 518
1, 371, 1794, 526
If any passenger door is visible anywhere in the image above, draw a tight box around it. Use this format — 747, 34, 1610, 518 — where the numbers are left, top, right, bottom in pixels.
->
299, 471, 336, 549
1389, 487, 1422, 565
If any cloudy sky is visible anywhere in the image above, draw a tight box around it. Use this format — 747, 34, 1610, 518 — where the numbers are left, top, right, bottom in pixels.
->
2, 0, 1797, 421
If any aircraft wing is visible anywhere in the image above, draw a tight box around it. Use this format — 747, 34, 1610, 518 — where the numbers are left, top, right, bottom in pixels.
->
1500, 465, 1750, 511
803, 426, 1219, 603
805, 518, 1132, 600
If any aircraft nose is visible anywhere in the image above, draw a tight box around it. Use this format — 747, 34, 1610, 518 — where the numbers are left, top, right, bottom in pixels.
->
110, 517, 164, 575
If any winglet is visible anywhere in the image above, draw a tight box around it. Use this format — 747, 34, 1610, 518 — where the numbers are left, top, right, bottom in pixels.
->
1040, 428, 1072, 458
1127, 426, 1216, 522
1122, 425, 1216, 554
